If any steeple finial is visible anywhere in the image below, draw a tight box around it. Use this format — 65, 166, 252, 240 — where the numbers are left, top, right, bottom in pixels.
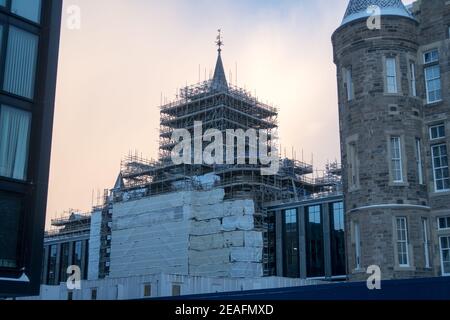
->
211, 29, 228, 91
216, 29, 223, 53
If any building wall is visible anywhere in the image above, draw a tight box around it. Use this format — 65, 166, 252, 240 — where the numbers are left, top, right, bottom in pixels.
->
333, 0, 450, 280
110, 188, 264, 279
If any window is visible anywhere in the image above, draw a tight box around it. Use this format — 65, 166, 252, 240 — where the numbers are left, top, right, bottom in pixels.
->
410, 62, 417, 97
73, 241, 82, 269
172, 284, 181, 296
430, 124, 445, 140
344, 67, 354, 101
390, 136, 403, 183
0, 106, 32, 180
348, 142, 358, 189
305, 205, 324, 277
0, 191, 23, 269
440, 236, 450, 276
431, 144, 450, 192
424, 49, 439, 64
396, 217, 409, 267
425, 65, 442, 103
386, 58, 398, 93
91, 288, 97, 300
438, 216, 450, 230
330, 202, 345, 276
3, 26, 39, 99
47, 245, 57, 285
415, 138, 424, 185
67, 291, 73, 301
422, 219, 430, 268
354, 222, 361, 270
59, 243, 70, 283
11, 0, 42, 23
143, 284, 152, 297
283, 209, 299, 278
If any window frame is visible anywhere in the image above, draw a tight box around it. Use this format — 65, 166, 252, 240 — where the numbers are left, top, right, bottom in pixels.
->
431, 143, 450, 192
354, 222, 361, 270
410, 62, 417, 97
424, 49, 439, 64
429, 123, 446, 141
390, 136, 404, 183
415, 138, 424, 185
422, 218, 430, 269
424, 64, 442, 104
439, 236, 450, 276
396, 217, 410, 267
385, 57, 398, 94
438, 216, 450, 231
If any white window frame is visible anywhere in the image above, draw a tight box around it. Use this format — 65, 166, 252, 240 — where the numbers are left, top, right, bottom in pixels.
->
438, 216, 450, 230
396, 217, 410, 267
429, 124, 446, 141
386, 58, 398, 94
439, 236, 450, 276
424, 65, 442, 104
390, 136, 404, 183
410, 62, 417, 97
431, 144, 450, 192
422, 219, 430, 268
415, 138, 424, 185
424, 49, 439, 64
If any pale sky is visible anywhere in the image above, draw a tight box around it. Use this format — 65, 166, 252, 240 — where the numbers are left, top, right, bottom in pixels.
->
47, 0, 416, 225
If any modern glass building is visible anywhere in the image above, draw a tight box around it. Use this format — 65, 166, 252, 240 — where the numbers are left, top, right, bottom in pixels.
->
0, 0, 62, 296
268, 194, 346, 280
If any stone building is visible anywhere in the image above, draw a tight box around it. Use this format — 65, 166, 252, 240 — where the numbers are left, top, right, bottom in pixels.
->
333, 0, 450, 280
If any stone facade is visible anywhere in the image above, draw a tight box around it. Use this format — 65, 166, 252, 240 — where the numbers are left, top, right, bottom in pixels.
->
333, 0, 450, 280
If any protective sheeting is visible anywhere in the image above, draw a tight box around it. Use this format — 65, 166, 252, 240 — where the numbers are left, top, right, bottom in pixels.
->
110, 188, 264, 279
88, 210, 102, 281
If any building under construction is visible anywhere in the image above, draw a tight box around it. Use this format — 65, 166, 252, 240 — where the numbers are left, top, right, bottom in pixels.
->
36, 37, 344, 298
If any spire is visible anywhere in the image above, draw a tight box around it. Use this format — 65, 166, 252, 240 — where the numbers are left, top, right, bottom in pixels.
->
341, 0, 413, 26
211, 29, 228, 91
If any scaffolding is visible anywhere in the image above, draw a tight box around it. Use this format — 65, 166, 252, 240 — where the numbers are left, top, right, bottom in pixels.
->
45, 210, 91, 240
108, 73, 342, 276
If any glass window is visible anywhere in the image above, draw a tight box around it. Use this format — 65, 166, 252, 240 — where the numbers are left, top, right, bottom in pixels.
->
283, 209, 299, 278
0, 105, 32, 180
410, 62, 417, 97
11, 0, 42, 23
4, 26, 39, 99
73, 241, 82, 269
440, 236, 450, 276
0, 0, 6, 7
425, 65, 442, 103
415, 139, 424, 185
47, 245, 57, 285
390, 136, 403, 183
438, 216, 450, 230
430, 124, 446, 140
422, 219, 430, 268
59, 243, 70, 283
386, 58, 398, 93
396, 217, 409, 267
0, 191, 23, 269
330, 202, 345, 276
431, 144, 450, 192
344, 67, 354, 101
424, 49, 439, 64
305, 205, 324, 277
0, 106, 31, 180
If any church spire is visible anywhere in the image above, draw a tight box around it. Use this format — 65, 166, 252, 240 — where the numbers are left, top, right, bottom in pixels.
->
211, 29, 228, 91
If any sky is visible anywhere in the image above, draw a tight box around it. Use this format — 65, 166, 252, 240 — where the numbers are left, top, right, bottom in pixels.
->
47, 0, 416, 225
